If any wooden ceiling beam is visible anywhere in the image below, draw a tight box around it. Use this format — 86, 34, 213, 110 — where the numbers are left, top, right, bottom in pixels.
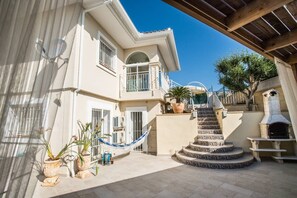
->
264, 29, 297, 52
226, 0, 294, 32
163, 0, 274, 61
287, 53, 297, 64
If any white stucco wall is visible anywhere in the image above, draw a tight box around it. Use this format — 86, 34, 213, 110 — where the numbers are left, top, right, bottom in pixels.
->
156, 114, 197, 155
221, 111, 293, 152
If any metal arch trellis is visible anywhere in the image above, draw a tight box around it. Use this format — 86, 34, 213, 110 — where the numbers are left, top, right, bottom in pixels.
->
186, 81, 209, 109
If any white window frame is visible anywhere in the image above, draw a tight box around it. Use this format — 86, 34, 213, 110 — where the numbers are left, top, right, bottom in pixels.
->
125, 62, 150, 92
97, 32, 117, 76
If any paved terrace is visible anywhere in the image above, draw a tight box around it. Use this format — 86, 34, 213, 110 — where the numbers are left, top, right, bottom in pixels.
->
33, 152, 297, 198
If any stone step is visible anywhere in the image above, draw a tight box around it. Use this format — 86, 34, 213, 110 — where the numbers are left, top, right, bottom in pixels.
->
197, 113, 216, 117
197, 110, 214, 113
195, 139, 225, 146
197, 129, 222, 134
198, 120, 219, 125
197, 117, 217, 122
189, 142, 234, 153
196, 134, 224, 140
198, 119, 218, 123
198, 125, 220, 129
175, 152, 254, 169
182, 147, 244, 160
197, 111, 214, 114
196, 108, 213, 111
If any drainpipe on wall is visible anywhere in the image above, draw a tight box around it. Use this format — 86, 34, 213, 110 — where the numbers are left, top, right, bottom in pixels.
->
70, 0, 112, 177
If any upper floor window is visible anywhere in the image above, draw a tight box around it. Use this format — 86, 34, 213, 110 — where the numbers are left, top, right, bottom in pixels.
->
99, 36, 116, 72
126, 52, 149, 64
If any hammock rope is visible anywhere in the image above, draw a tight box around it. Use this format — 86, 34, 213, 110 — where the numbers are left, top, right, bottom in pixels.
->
99, 126, 151, 150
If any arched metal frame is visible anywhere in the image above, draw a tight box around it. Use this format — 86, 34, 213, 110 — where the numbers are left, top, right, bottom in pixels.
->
186, 81, 209, 109
125, 51, 150, 64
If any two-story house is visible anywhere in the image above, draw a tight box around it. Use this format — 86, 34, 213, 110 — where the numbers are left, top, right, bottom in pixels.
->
50, 0, 180, 160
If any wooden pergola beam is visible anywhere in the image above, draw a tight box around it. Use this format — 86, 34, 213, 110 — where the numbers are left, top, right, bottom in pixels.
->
163, 0, 274, 61
287, 53, 297, 64
226, 0, 294, 32
264, 29, 297, 52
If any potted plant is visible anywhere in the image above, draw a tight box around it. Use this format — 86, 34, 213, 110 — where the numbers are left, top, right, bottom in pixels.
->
75, 121, 110, 172
168, 86, 191, 113
36, 127, 76, 186
43, 139, 75, 178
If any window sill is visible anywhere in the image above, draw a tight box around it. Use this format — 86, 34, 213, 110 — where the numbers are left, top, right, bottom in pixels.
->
97, 64, 116, 77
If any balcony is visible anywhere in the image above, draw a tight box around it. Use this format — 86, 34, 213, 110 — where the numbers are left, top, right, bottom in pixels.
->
120, 71, 170, 101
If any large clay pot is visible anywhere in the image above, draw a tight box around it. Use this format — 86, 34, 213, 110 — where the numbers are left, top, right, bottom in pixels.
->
77, 154, 91, 171
43, 159, 61, 178
172, 103, 185, 113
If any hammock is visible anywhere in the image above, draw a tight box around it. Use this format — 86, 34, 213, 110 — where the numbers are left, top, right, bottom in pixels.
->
99, 126, 151, 151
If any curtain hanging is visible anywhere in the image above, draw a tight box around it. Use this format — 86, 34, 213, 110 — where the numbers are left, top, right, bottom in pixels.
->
0, 0, 82, 197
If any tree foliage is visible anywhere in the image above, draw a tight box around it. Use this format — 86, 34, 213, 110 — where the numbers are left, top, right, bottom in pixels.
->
215, 52, 277, 110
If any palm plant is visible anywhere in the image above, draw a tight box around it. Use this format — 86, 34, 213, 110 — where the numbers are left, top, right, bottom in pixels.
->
168, 86, 191, 103
37, 127, 76, 161
76, 121, 110, 159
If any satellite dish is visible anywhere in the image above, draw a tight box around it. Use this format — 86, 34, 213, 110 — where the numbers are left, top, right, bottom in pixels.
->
35, 38, 67, 61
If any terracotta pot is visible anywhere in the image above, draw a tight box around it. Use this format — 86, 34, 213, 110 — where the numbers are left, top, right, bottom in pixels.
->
77, 154, 91, 171
172, 103, 185, 113
43, 159, 61, 178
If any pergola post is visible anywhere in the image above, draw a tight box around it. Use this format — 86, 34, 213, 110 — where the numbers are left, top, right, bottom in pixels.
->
275, 58, 297, 141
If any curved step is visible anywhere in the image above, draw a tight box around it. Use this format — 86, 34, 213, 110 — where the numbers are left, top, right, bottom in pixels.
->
198, 125, 220, 129
195, 139, 225, 146
176, 152, 254, 169
198, 129, 222, 134
196, 134, 224, 140
189, 142, 234, 153
182, 147, 243, 160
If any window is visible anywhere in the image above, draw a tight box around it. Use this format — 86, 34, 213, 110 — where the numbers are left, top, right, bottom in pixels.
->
99, 36, 116, 72
126, 65, 149, 92
113, 116, 119, 128
91, 108, 111, 162
126, 52, 149, 64
5, 104, 43, 138
126, 52, 150, 92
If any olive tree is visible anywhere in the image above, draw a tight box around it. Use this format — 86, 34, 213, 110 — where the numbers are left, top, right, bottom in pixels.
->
215, 52, 277, 111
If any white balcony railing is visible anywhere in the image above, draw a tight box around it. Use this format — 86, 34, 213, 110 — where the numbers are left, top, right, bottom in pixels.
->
120, 71, 171, 99
126, 72, 149, 92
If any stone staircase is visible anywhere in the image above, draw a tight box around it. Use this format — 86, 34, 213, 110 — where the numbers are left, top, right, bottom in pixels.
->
175, 108, 254, 169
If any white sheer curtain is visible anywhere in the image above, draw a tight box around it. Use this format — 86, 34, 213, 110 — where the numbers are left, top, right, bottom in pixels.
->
275, 58, 297, 139
0, 0, 82, 197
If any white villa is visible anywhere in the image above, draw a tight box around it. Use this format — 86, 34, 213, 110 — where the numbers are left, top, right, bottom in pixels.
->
51, 0, 180, 160
1, 0, 297, 196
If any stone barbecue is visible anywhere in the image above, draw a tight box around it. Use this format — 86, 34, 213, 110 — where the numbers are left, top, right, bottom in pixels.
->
259, 89, 292, 139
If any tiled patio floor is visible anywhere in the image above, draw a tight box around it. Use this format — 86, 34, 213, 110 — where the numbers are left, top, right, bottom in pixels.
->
33, 152, 297, 198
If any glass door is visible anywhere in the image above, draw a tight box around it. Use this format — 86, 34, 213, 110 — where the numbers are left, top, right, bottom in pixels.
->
131, 112, 143, 151
126, 65, 149, 92
125, 107, 148, 152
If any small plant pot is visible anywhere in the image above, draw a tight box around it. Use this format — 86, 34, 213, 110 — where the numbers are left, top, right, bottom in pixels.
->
43, 159, 61, 178
77, 154, 91, 171
172, 103, 185, 113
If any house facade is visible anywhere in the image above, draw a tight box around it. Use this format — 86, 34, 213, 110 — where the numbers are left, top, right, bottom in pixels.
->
50, 0, 180, 160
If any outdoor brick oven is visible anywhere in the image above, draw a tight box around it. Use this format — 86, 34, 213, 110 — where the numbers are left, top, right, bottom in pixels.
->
259, 89, 293, 139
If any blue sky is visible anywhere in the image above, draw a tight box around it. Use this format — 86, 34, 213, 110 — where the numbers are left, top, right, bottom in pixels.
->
121, 0, 250, 90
